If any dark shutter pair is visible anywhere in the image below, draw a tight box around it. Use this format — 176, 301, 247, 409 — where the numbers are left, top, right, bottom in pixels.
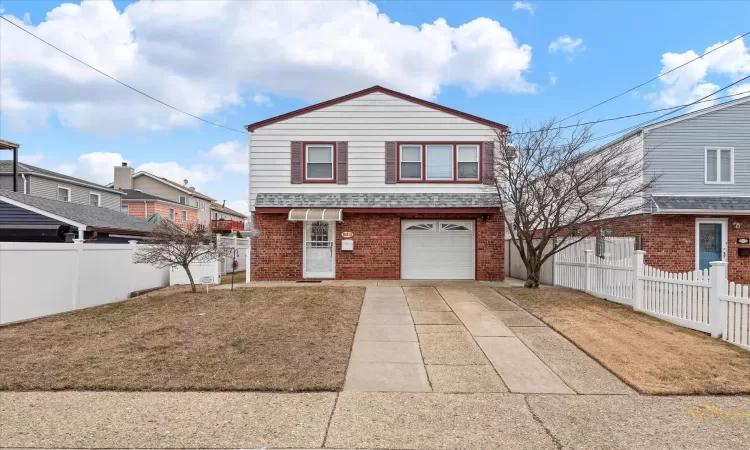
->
290, 142, 348, 184
384, 141, 495, 184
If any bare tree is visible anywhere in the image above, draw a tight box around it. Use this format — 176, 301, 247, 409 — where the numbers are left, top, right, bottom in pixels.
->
494, 120, 659, 288
134, 221, 229, 293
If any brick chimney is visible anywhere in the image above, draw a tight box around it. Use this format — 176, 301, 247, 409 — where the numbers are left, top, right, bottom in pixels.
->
113, 162, 133, 190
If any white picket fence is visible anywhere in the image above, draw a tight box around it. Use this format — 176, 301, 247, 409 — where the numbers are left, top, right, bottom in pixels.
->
555, 246, 750, 350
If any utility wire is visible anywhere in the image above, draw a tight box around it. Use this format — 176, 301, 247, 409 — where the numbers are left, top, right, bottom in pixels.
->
553, 30, 750, 125
0, 16, 245, 134
512, 90, 750, 136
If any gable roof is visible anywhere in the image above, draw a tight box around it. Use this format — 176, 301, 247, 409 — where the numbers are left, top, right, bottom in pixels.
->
245, 85, 509, 132
120, 189, 199, 208
129, 171, 215, 201
0, 161, 124, 195
0, 190, 155, 234
210, 202, 247, 218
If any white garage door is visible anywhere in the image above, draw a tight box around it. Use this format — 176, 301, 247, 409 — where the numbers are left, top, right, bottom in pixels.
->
401, 220, 475, 280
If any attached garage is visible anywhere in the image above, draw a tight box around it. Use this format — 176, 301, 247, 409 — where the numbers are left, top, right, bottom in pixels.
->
401, 219, 475, 280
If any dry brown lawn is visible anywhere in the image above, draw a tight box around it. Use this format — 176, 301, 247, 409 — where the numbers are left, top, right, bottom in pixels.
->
0, 286, 364, 391
497, 287, 750, 395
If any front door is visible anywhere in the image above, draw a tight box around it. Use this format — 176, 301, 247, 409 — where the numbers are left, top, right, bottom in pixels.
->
304, 221, 335, 278
696, 219, 728, 271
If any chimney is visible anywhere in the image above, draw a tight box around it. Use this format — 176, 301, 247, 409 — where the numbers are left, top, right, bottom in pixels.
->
113, 161, 133, 190
222, 200, 226, 207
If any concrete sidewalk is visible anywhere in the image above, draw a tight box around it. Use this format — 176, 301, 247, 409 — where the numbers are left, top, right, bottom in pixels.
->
2, 391, 749, 449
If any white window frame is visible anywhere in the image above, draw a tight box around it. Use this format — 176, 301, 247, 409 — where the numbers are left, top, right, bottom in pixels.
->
694, 218, 728, 270
305, 144, 335, 181
456, 144, 480, 180
399, 144, 423, 180
402, 221, 436, 232
89, 192, 101, 207
424, 144, 454, 180
439, 221, 474, 232
704, 147, 734, 184
181, 210, 187, 222
178, 195, 187, 205
302, 221, 336, 278
169, 208, 175, 221
57, 186, 71, 202
197, 199, 205, 210
121, 204, 130, 215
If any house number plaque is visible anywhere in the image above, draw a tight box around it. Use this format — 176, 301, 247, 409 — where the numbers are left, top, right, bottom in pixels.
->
341, 232, 354, 238
738, 238, 749, 245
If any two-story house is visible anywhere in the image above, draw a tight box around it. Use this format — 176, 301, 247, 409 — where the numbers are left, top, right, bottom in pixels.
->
594, 95, 750, 283
112, 163, 215, 230
210, 202, 247, 234
0, 140, 154, 242
246, 86, 505, 281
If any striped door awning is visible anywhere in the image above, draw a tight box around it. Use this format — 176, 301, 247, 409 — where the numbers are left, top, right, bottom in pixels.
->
287, 208, 343, 222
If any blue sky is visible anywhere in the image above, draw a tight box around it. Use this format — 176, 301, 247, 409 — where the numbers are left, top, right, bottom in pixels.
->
1, 0, 749, 213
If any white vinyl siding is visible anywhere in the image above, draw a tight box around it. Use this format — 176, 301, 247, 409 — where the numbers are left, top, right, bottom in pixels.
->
28, 176, 121, 210
249, 92, 497, 211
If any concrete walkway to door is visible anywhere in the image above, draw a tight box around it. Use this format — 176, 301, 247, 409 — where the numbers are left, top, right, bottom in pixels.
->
344, 284, 633, 395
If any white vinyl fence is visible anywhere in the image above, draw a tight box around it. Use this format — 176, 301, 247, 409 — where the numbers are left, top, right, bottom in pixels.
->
554, 244, 750, 351
505, 239, 555, 285
217, 236, 250, 275
0, 241, 169, 325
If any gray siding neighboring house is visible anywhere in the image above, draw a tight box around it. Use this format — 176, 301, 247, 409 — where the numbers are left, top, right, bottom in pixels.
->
644, 99, 750, 196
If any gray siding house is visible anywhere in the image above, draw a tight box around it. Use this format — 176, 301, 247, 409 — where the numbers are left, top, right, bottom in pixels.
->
598, 95, 750, 283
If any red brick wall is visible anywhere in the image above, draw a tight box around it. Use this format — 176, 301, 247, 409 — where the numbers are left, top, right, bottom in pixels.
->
591, 213, 750, 284
251, 212, 505, 281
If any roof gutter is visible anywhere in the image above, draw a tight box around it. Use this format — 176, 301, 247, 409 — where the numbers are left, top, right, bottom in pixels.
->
655, 209, 750, 215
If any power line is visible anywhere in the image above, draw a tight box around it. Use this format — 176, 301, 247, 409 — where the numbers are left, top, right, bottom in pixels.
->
0, 16, 246, 134
585, 74, 750, 145
512, 90, 750, 136
554, 30, 750, 125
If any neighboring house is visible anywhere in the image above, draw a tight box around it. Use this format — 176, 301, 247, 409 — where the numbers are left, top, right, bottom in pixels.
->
247, 85, 505, 281
0, 190, 154, 242
120, 189, 199, 231
0, 161, 124, 211
593, 95, 750, 283
111, 163, 215, 228
210, 202, 247, 234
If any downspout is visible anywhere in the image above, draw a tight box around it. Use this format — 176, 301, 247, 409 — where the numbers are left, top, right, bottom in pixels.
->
20, 173, 27, 194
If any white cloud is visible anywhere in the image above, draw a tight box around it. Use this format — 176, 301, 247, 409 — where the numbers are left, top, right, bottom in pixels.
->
512, 2, 536, 15
202, 140, 247, 174
20, 153, 45, 164
55, 152, 126, 184
225, 199, 250, 216
648, 37, 750, 111
252, 94, 273, 107
1, 1, 535, 133
548, 72, 557, 85
548, 35, 585, 58
135, 161, 216, 188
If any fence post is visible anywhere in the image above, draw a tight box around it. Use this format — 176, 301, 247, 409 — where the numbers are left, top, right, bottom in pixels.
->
584, 249, 593, 293
709, 261, 728, 338
632, 250, 645, 310
245, 238, 251, 284
71, 238, 84, 310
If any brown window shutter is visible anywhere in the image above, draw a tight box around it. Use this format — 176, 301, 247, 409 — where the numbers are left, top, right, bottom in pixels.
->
385, 141, 397, 184
336, 142, 348, 184
290, 141, 303, 184
482, 141, 495, 185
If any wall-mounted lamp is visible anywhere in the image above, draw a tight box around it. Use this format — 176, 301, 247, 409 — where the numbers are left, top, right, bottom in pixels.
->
733, 221, 741, 229
479, 214, 490, 222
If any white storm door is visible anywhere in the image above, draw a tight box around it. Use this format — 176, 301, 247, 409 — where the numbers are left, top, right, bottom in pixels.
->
304, 220, 335, 278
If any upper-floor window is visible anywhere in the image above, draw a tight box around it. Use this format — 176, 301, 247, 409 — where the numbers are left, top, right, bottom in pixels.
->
181, 210, 187, 222
705, 147, 734, 184
398, 143, 480, 182
57, 186, 71, 202
179, 195, 187, 205
89, 192, 100, 207
305, 143, 335, 181
121, 205, 129, 215
196, 199, 206, 210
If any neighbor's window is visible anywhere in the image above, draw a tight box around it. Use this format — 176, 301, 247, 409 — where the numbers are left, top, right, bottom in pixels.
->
57, 187, 70, 202
196, 199, 205, 210
705, 147, 733, 183
398, 143, 481, 182
181, 210, 187, 222
121, 205, 129, 215
169, 208, 175, 221
457, 145, 480, 180
179, 195, 187, 205
89, 193, 100, 207
305, 144, 334, 180
400, 145, 422, 179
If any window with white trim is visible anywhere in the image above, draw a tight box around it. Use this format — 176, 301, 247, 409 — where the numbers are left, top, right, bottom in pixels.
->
457, 145, 480, 180
305, 144, 334, 180
89, 192, 100, 207
440, 222, 472, 232
705, 147, 733, 184
404, 223, 435, 231
169, 208, 175, 221
425, 144, 453, 180
196, 199, 205, 210
400, 145, 422, 179
181, 210, 187, 222
57, 187, 71, 202
179, 195, 187, 205
121, 205, 129, 215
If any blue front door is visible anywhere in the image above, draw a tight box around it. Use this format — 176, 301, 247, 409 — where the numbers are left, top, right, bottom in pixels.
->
698, 223, 723, 271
